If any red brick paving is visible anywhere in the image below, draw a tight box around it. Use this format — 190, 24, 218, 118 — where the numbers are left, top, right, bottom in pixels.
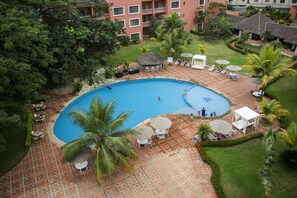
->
0, 66, 267, 198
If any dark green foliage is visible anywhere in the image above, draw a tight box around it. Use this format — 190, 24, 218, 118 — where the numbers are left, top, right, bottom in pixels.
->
260, 31, 274, 42
0, 134, 6, 152
235, 42, 259, 54
279, 150, 297, 170
201, 132, 263, 147
227, 4, 235, 11
240, 6, 258, 17
203, 16, 233, 39
73, 81, 83, 93
225, 38, 248, 55
117, 35, 130, 46
25, 111, 33, 148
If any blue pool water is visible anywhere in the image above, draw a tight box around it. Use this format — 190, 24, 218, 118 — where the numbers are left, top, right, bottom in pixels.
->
54, 78, 230, 142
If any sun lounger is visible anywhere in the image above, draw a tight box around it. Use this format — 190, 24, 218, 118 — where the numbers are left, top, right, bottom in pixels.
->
207, 134, 218, 141
208, 65, 215, 72
220, 68, 227, 74
174, 59, 181, 66
185, 62, 191, 67
180, 61, 186, 66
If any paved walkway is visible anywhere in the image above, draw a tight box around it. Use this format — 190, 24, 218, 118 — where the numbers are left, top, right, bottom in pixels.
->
0, 66, 263, 198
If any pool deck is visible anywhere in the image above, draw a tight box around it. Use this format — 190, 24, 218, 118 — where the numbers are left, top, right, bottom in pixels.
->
0, 66, 266, 198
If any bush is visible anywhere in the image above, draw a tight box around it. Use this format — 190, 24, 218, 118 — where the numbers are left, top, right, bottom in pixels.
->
25, 110, 33, 148
190, 30, 204, 36
279, 150, 297, 170
117, 35, 130, 46
225, 38, 247, 55
73, 81, 83, 93
201, 132, 263, 147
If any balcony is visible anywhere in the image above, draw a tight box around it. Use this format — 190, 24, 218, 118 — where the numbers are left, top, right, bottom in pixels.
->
154, 7, 166, 12
142, 21, 150, 26
142, 8, 153, 13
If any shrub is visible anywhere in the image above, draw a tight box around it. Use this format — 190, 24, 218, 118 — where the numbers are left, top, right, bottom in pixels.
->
235, 42, 259, 54
149, 37, 157, 41
201, 132, 263, 147
73, 81, 83, 93
25, 110, 33, 148
279, 150, 297, 170
225, 38, 247, 55
117, 35, 130, 46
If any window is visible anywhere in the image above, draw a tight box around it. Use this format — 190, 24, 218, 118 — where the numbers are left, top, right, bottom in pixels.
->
119, 20, 125, 28
130, 32, 140, 41
129, 18, 140, 27
113, 7, 124, 16
171, 1, 180, 9
199, 0, 205, 5
129, 5, 139, 14
265, 0, 269, 2
293, 0, 297, 3
254, 0, 258, 2
280, 0, 285, 2
154, 2, 159, 8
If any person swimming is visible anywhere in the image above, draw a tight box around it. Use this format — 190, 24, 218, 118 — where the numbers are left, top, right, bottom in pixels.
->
158, 96, 161, 100
107, 86, 112, 90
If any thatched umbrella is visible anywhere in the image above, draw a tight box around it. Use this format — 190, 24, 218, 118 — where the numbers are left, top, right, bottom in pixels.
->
137, 52, 164, 67
128, 62, 140, 69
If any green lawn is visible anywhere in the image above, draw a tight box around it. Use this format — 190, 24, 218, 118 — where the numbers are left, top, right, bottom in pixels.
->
205, 137, 297, 198
265, 73, 297, 127
107, 35, 247, 67
0, 126, 28, 177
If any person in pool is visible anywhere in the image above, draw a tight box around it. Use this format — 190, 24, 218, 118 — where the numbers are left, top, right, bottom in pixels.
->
183, 90, 187, 95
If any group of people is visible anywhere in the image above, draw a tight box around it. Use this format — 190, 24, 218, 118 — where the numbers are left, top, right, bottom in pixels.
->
196, 107, 216, 118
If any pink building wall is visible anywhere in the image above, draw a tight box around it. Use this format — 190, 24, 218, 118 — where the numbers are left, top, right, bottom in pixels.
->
97, 0, 227, 40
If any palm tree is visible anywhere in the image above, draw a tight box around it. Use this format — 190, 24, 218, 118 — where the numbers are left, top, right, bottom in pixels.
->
243, 46, 297, 89
197, 124, 213, 141
139, 45, 151, 53
160, 29, 185, 57
62, 97, 137, 185
156, 12, 187, 40
279, 122, 297, 150
258, 97, 289, 124
198, 44, 207, 55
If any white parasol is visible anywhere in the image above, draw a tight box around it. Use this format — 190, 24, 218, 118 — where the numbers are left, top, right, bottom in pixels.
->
150, 116, 172, 130
210, 120, 232, 135
226, 65, 242, 72
133, 125, 155, 140
180, 53, 194, 58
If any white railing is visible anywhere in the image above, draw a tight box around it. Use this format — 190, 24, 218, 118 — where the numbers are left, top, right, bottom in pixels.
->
142, 8, 153, 13
154, 7, 166, 12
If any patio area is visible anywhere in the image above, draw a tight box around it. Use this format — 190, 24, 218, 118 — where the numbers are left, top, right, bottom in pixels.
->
0, 65, 264, 198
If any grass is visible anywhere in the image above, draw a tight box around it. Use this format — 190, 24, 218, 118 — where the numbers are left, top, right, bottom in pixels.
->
265, 72, 297, 127
107, 34, 247, 67
240, 42, 262, 53
0, 125, 28, 177
205, 136, 297, 198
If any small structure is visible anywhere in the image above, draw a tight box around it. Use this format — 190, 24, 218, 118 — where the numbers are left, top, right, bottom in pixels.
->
191, 54, 206, 70
232, 106, 260, 134
136, 52, 164, 72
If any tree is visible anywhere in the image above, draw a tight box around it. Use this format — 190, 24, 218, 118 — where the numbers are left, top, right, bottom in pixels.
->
243, 46, 297, 89
203, 16, 233, 39
240, 6, 258, 17
197, 124, 213, 141
159, 29, 186, 57
258, 98, 289, 124
62, 97, 137, 185
239, 31, 250, 42
260, 31, 274, 42
156, 12, 187, 40
279, 122, 297, 150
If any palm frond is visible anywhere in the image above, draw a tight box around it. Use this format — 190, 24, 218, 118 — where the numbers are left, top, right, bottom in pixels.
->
62, 138, 89, 162
99, 145, 115, 175
68, 111, 90, 132
108, 112, 131, 132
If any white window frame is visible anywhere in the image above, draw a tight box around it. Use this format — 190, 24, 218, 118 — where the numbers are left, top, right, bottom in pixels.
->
129, 18, 141, 27
130, 32, 141, 41
170, 1, 180, 9
198, 0, 205, 6
119, 20, 126, 28
113, 6, 125, 16
128, 5, 140, 15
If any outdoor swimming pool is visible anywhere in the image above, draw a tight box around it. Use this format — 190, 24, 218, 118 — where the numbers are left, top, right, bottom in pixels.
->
54, 78, 230, 142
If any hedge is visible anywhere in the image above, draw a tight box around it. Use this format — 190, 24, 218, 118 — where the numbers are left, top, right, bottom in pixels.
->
25, 110, 33, 148
225, 38, 247, 55
197, 132, 264, 198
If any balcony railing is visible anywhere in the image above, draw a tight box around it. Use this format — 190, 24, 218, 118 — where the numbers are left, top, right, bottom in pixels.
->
154, 7, 166, 12
142, 21, 150, 25
142, 8, 153, 13
244, 3, 290, 9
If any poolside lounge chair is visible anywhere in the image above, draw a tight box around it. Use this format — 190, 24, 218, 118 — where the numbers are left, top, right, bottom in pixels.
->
185, 61, 191, 67
174, 59, 181, 66
208, 65, 215, 72
207, 134, 218, 141
180, 60, 186, 67
220, 68, 227, 75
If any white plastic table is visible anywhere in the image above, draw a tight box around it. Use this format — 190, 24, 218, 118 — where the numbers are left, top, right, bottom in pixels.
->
137, 139, 148, 145
155, 129, 166, 135
75, 161, 88, 172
